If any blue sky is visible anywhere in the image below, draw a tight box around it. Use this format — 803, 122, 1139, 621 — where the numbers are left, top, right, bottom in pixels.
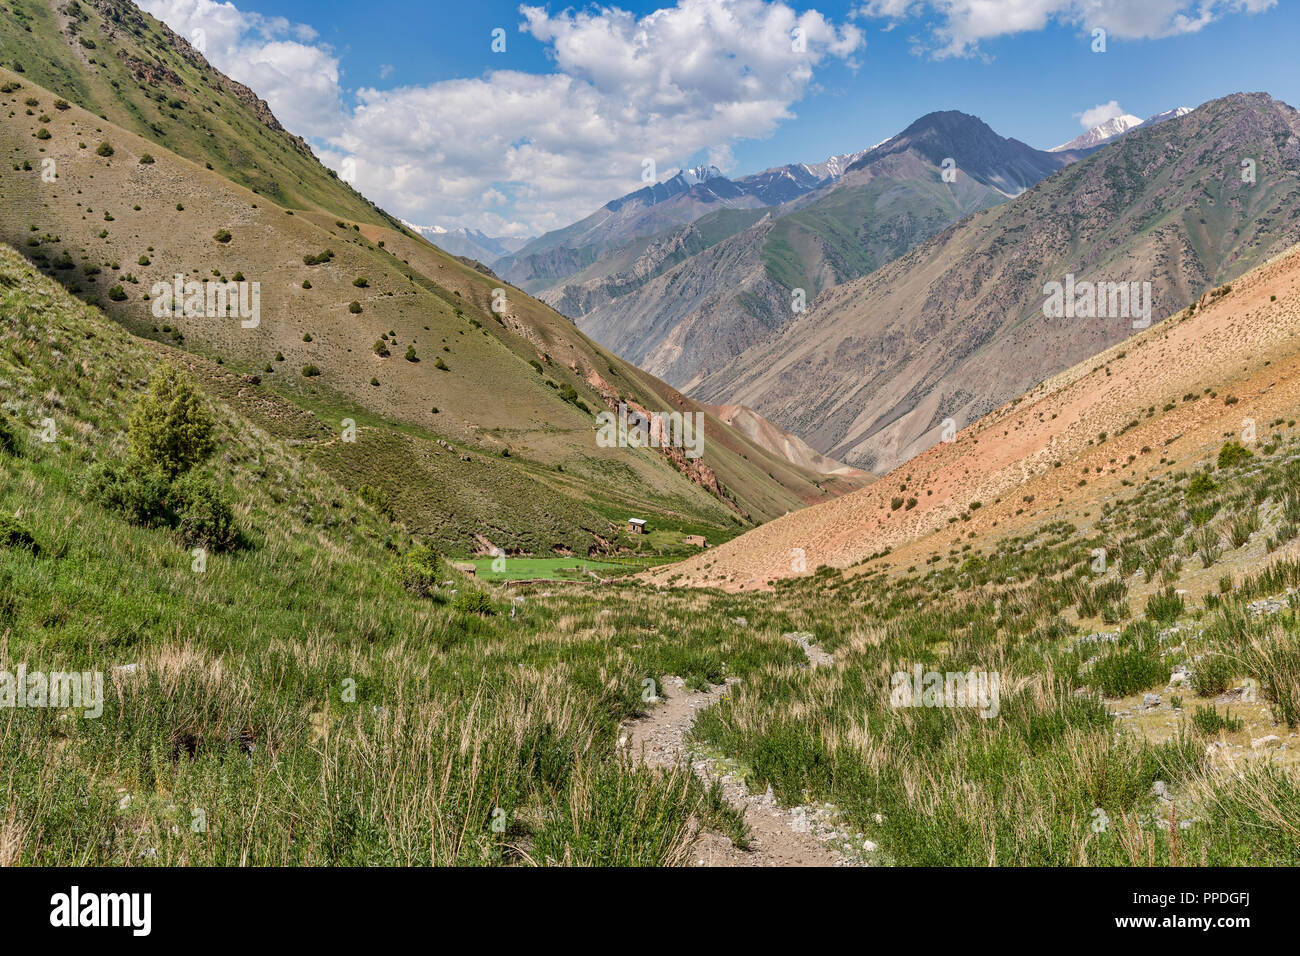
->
138, 0, 1295, 237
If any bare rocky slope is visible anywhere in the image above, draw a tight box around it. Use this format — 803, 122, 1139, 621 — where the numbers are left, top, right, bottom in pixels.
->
650, 234, 1300, 590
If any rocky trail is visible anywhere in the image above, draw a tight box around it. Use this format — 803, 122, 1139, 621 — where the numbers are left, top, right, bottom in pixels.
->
621, 634, 861, 867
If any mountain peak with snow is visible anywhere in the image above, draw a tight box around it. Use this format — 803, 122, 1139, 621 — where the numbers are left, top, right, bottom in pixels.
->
1049, 107, 1195, 153
1049, 114, 1144, 152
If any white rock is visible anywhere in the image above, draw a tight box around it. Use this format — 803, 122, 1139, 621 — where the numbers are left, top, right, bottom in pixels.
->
863, 840, 878, 852
1251, 735, 1283, 750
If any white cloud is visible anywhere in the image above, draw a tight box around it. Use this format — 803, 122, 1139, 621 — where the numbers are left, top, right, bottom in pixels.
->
1077, 100, 1126, 128
854, 0, 1276, 58
141, 0, 862, 235
138, 0, 342, 136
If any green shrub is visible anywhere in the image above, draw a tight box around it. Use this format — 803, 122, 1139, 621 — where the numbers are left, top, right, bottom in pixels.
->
1146, 587, 1185, 625
1192, 705, 1242, 735
127, 366, 217, 479
452, 590, 496, 616
301, 365, 321, 377
1218, 442, 1253, 469
1191, 653, 1234, 697
358, 484, 394, 521
0, 513, 37, 553
405, 345, 417, 362
170, 471, 237, 551
95, 141, 113, 157
348, 301, 362, 314
0, 415, 19, 456
83, 459, 173, 526
390, 544, 444, 598
1090, 646, 1165, 697
1186, 471, 1217, 501
138, 153, 155, 165
213, 229, 232, 244
106, 285, 127, 301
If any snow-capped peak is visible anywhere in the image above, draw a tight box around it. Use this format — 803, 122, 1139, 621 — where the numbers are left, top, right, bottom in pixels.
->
676, 164, 724, 185
1049, 114, 1143, 152
1138, 106, 1193, 128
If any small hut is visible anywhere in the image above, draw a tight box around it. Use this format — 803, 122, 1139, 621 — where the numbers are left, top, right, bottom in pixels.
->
684, 535, 708, 548
627, 518, 647, 535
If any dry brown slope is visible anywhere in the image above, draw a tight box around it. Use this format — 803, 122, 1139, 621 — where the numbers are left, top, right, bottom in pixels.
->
650, 238, 1300, 590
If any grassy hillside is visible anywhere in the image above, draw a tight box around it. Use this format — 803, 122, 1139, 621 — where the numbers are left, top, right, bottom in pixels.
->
4, 242, 1300, 865
0, 0, 386, 223
0, 64, 860, 556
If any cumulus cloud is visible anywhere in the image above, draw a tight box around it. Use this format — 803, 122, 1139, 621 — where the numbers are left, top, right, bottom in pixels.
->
854, 0, 1276, 58
140, 0, 862, 234
1077, 100, 1127, 128
138, 0, 342, 135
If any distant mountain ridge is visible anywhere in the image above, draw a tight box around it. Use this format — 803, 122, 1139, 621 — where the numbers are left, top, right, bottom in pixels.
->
548, 110, 1073, 391
401, 223, 532, 265
693, 93, 1300, 476
495, 149, 867, 291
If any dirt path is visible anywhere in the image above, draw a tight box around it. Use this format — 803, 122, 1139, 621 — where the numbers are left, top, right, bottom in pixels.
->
621, 635, 858, 867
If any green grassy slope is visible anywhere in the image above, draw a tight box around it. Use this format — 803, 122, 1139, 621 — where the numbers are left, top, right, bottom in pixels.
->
0, 0, 386, 223
0, 59, 859, 555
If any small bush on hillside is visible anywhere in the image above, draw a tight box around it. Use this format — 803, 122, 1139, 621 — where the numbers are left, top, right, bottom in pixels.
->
1192, 705, 1242, 735
0, 513, 37, 553
128, 365, 217, 479
95, 141, 113, 157
1146, 587, 1185, 625
1218, 441, 1253, 469
171, 471, 237, 551
373, 340, 390, 357
405, 345, 417, 362
301, 364, 321, 377
139, 153, 155, 164
452, 590, 495, 616
84, 459, 173, 526
390, 544, 445, 598
1186, 471, 1217, 501
213, 229, 232, 244
348, 301, 362, 314
353, 277, 368, 288
1090, 645, 1165, 697
107, 285, 127, 301
358, 484, 394, 521
1192, 654, 1235, 698
34, 127, 50, 141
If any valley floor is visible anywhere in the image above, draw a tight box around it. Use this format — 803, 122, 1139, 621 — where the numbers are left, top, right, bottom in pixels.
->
4, 244, 1300, 866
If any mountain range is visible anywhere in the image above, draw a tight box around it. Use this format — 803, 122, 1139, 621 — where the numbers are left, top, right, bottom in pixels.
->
400, 224, 532, 266
695, 93, 1300, 474
538, 110, 1078, 391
